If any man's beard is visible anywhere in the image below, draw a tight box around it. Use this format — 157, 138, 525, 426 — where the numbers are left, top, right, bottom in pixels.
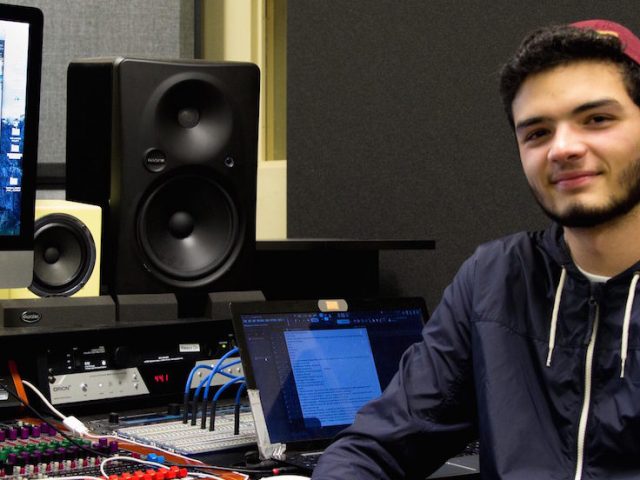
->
531, 157, 640, 228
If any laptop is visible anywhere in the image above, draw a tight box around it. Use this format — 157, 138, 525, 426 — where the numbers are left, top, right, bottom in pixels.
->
231, 297, 480, 478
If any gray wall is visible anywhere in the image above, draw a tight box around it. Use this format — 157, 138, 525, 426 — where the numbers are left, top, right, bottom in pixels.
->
4, 0, 194, 178
287, 1, 639, 310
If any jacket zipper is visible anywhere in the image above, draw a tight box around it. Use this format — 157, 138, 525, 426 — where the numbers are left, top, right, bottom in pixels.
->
574, 299, 600, 480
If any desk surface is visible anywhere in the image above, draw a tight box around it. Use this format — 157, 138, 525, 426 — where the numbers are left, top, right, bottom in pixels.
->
257, 238, 435, 251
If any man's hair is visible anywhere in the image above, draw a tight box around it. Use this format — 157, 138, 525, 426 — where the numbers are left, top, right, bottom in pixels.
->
499, 24, 640, 126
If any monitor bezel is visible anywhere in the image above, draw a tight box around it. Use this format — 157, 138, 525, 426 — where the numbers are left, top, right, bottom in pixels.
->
0, 3, 42, 250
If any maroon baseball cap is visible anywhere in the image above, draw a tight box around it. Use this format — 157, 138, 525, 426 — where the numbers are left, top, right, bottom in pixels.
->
571, 19, 640, 65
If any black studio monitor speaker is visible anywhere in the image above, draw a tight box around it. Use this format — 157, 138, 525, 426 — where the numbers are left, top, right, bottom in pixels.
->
65, 58, 260, 304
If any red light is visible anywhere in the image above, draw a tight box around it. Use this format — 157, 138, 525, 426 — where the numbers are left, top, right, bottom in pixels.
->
154, 374, 169, 383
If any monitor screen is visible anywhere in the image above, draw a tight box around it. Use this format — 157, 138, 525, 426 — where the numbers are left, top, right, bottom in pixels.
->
0, 4, 42, 288
233, 299, 426, 444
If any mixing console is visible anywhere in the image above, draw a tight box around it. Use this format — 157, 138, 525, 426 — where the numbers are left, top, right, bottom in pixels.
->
98, 464, 191, 480
0, 321, 259, 479
0, 418, 251, 480
0, 419, 117, 478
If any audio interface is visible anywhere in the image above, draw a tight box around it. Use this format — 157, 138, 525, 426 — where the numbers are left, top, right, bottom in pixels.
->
48, 367, 150, 405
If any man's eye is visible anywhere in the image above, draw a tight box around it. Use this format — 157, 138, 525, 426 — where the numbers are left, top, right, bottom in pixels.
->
587, 114, 612, 124
523, 129, 548, 142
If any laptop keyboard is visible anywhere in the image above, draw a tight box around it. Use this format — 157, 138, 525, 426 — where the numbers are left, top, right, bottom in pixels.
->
286, 452, 323, 470
459, 440, 480, 456
285, 442, 479, 472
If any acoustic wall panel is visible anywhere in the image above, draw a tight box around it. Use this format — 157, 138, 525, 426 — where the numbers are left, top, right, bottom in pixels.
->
287, 1, 639, 309
2, 0, 194, 176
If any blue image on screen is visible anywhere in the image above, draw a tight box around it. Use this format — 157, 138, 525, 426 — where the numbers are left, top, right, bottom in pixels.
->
0, 20, 28, 236
285, 329, 382, 428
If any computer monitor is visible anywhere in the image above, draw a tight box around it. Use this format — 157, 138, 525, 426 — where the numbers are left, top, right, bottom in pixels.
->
0, 4, 42, 288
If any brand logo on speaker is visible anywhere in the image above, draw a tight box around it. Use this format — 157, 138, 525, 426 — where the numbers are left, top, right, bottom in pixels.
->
144, 149, 167, 172
20, 311, 41, 324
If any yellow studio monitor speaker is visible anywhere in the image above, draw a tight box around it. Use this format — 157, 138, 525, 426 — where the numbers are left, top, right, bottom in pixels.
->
8, 200, 101, 299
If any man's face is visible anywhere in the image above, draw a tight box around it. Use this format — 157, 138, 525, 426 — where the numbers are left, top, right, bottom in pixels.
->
512, 61, 640, 228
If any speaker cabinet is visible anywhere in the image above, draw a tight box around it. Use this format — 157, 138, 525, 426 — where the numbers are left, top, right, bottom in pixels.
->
7, 200, 101, 298
65, 58, 260, 299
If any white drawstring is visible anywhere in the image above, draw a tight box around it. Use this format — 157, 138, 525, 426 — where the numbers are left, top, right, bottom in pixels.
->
547, 267, 567, 367
620, 271, 640, 378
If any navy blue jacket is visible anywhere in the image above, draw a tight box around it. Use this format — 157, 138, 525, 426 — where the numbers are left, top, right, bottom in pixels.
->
312, 223, 640, 479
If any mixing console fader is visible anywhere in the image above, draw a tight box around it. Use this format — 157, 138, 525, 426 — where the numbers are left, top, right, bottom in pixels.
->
0, 419, 117, 479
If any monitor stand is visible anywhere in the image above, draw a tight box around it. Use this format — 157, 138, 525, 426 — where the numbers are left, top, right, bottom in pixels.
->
0, 251, 33, 288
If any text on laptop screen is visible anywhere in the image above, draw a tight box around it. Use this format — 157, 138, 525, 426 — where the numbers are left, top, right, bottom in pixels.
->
0, 18, 28, 236
240, 306, 424, 443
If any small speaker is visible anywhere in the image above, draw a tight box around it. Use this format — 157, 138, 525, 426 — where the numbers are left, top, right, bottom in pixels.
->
65, 58, 259, 306
8, 200, 101, 298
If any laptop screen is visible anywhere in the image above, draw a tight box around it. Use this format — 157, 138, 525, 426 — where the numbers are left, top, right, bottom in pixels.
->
232, 298, 427, 445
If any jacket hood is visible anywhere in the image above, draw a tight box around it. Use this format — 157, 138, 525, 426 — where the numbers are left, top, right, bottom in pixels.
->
538, 222, 640, 284
536, 222, 640, 378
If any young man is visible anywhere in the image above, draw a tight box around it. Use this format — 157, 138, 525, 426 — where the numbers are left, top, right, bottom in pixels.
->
311, 19, 640, 480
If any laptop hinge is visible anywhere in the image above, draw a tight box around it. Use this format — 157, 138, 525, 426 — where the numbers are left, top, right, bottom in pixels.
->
249, 389, 286, 460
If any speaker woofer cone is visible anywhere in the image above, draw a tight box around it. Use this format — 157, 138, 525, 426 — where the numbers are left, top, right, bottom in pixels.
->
30, 213, 97, 297
137, 172, 242, 288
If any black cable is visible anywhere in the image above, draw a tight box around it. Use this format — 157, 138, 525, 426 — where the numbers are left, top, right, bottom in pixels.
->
190, 396, 199, 426
0, 381, 109, 458
233, 403, 240, 436
233, 382, 246, 436
208, 399, 218, 431
199, 396, 208, 430
182, 392, 190, 424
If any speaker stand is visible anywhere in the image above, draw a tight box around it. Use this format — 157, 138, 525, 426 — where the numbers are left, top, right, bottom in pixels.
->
177, 290, 265, 319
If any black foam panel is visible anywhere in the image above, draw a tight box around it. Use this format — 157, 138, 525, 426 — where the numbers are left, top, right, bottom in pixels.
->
287, 1, 640, 307
116, 294, 178, 323
206, 290, 266, 321
0, 296, 115, 328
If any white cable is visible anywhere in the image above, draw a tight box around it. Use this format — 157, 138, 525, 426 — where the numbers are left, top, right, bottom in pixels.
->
21, 379, 90, 436
22, 377, 204, 464
188, 471, 226, 480
21, 379, 67, 420
62, 415, 90, 436
100, 456, 229, 480
21, 379, 221, 470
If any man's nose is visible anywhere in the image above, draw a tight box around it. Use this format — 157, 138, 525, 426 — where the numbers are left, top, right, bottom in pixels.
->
547, 124, 587, 163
